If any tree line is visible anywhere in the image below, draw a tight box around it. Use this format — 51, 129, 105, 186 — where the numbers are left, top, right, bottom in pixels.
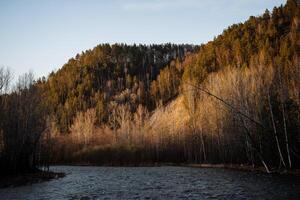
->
0, 69, 47, 174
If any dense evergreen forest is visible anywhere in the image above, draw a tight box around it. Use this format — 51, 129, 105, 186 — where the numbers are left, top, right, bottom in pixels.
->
0, 0, 299, 174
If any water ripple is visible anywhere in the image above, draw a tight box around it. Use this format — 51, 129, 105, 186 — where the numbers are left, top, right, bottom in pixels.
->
0, 166, 299, 200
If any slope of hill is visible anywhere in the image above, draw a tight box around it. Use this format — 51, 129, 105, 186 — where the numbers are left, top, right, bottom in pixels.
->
48, 0, 299, 171
0, 0, 299, 174
43, 44, 197, 132
164, 0, 300, 170
148, 95, 189, 133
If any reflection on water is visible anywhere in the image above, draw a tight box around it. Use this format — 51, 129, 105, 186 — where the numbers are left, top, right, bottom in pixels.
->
0, 166, 299, 200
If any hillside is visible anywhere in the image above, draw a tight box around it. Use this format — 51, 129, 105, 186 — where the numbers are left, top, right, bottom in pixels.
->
43, 44, 197, 133
162, 0, 300, 170
0, 0, 299, 174
48, 0, 300, 170
148, 95, 189, 133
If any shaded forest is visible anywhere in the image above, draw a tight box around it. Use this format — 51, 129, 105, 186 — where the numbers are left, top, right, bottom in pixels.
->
0, 0, 299, 174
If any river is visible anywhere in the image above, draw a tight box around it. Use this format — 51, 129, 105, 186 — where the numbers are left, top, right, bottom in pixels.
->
0, 166, 299, 199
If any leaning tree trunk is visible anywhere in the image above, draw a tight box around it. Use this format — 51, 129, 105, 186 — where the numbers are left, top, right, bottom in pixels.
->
240, 116, 271, 173
281, 102, 292, 168
278, 70, 292, 169
267, 91, 286, 169
183, 82, 272, 173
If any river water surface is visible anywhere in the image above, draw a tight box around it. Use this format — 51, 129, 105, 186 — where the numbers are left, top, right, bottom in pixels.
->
0, 166, 299, 200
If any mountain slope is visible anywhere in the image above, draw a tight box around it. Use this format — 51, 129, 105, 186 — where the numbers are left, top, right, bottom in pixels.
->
45, 0, 300, 170
151, 0, 300, 169
42, 44, 197, 132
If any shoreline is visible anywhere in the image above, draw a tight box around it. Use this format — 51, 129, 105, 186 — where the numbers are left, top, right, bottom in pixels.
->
185, 163, 300, 177
52, 162, 300, 176
0, 170, 65, 189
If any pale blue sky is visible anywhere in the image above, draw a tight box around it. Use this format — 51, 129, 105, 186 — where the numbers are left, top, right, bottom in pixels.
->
0, 0, 286, 79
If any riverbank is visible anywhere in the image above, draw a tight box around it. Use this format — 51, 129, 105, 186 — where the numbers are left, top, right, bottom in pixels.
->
186, 163, 300, 176
0, 171, 65, 188
53, 162, 300, 176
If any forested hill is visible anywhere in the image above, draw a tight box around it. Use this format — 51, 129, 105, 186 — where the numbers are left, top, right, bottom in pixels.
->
0, 0, 299, 174
43, 44, 197, 132
42, 0, 299, 136
182, 0, 299, 84
175, 0, 300, 170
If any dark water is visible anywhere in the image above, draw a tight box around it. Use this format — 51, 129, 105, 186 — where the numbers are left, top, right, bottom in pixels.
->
0, 166, 299, 200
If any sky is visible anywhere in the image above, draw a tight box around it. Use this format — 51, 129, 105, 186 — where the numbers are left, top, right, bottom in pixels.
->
0, 0, 286, 80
